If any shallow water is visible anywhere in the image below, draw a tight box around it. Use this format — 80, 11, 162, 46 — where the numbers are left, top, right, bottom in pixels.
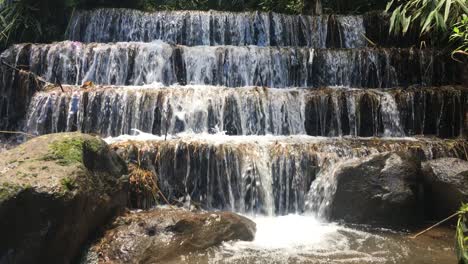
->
171, 215, 456, 264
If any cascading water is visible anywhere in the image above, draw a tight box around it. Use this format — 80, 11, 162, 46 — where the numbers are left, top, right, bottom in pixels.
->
0, 7, 466, 264
23, 86, 467, 138
0, 42, 463, 88
107, 131, 467, 216
68, 9, 366, 48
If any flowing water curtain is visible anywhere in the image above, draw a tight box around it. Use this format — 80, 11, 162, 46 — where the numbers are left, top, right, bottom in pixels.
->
22, 86, 467, 138
2, 42, 462, 88
67, 9, 342, 47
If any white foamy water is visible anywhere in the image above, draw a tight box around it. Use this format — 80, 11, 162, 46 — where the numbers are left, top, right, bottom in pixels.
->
232, 215, 353, 250
104, 129, 420, 145
180, 215, 416, 264
164, 215, 455, 264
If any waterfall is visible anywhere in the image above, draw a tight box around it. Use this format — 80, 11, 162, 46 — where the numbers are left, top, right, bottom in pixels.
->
377, 91, 404, 137
23, 86, 466, 138
68, 9, 367, 48
108, 133, 467, 215
0, 6, 466, 223
1, 42, 462, 88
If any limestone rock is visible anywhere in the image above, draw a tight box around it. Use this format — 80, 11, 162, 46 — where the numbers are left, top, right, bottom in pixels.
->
82, 208, 256, 264
0, 132, 128, 264
330, 152, 424, 226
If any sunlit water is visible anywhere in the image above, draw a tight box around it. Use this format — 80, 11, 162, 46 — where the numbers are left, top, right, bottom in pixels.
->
171, 215, 455, 264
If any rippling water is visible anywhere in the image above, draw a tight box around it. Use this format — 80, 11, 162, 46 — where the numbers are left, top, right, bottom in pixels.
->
172, 215, 456, 264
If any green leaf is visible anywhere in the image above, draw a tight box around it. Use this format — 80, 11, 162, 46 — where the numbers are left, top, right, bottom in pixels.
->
444, 0, 452, 23
421, 10, 436, 34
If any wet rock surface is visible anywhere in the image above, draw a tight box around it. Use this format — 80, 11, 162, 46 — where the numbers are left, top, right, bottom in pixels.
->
422, 158, 468, 220
0, 133, 127, 264
330, 152, 424, 226
82, 207, 256, 264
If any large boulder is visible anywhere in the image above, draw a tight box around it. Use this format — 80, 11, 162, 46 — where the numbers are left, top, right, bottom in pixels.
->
330, 152, 424, 226
82, 208, 256, 264
422, 158, 468, 219
0, 133, 128, 264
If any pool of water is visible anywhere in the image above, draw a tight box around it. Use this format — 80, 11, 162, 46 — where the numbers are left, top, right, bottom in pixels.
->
170, 215, 456, 264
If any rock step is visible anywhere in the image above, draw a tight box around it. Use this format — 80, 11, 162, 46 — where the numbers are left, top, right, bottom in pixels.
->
67, 9, 419, 48
13, 85, 466, 138
1, 42, 463, 89
108, 134, 467, 215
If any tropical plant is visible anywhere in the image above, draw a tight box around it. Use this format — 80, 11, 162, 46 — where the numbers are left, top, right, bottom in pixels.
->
386, 0, 468, 38
457, 203, 468, 264
0, 0, 42, 48
450, 14, 468, 56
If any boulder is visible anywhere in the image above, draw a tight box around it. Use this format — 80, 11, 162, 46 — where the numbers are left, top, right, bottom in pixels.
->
0, 133, 128, 264
82, 208, 256, 264
329, 152, 424, 226
422, 158, 468, 219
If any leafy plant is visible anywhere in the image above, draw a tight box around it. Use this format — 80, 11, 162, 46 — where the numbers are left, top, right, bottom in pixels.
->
450, 14, 468, 57
386, 0, 468, 37
0, 0, 42, 49
457, 203, 468, 264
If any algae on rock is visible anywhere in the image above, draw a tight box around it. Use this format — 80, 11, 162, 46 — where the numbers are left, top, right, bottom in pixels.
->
0, 132, 128, 264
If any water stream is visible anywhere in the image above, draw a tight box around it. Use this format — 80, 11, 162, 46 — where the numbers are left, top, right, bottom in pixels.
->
0, 6, 465, 263
168, 215, 456, 263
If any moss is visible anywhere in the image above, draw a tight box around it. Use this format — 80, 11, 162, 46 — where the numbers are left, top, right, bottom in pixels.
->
44, 138, 85, 166
84, 138, 106, 154
0, 183, 23, 203
41, 136, 106, 167
60, 177, 76, 192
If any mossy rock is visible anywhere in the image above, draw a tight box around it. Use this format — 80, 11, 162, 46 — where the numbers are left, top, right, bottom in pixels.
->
0, 132, 128, 264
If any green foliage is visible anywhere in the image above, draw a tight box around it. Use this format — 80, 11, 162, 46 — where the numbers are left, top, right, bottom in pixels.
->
0, 183, 22, 203
0, 1, 42, 49
386, 0, 468, 37
0, 0, 76, 49
450, 14, 468, 54
457, 204, 468, 264
60, 177, 76, 191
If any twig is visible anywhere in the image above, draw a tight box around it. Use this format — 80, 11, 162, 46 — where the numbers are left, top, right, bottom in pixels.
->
361, 33, 377, 47
410, 211, 460, 239
0, 130, 35, 137
157, 189, 175, 209
0, 59, 46, 84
